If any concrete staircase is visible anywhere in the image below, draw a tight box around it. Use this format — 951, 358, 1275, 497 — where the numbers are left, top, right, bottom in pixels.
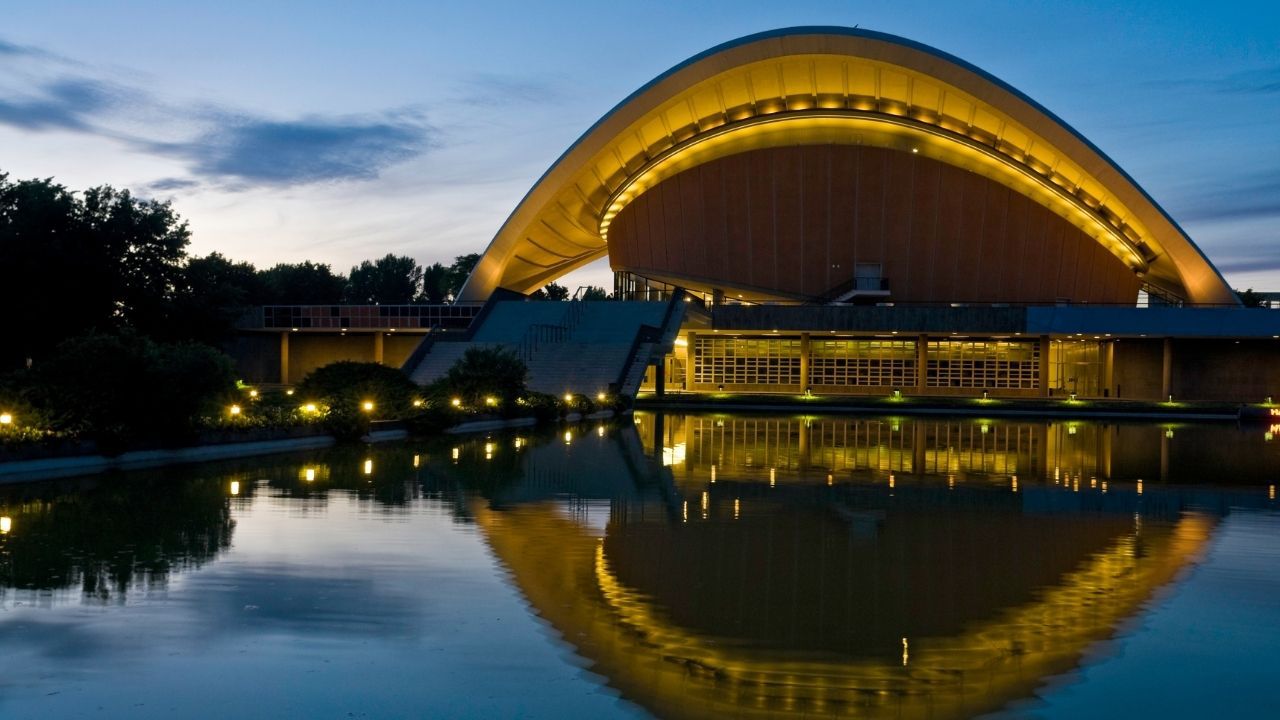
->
405, 298, 684, 397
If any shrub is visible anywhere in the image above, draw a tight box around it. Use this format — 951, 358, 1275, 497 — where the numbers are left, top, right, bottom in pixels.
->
426, 347, 528, 411
295, 361, 418, 419
25, 330, 237, 451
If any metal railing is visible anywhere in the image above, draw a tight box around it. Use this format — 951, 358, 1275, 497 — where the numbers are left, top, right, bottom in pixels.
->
247, 303, 484, 331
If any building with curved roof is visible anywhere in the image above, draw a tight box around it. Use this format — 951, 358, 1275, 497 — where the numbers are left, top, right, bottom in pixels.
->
460, 27, 1235, 307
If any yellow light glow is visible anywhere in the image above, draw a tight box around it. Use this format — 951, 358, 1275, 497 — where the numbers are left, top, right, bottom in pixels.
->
0, 516, 11, 533
303, 403, 318, 413
413, 399, 423, 407
902, 637, 909, 666
514, 437, 524, 449
248, 389, 259, 398
889, 474, 896, 489
733, 498, 740, 520
229, 405, 242, 416
451, 447, 460, 461
1137, 479, 1144, 495
484, 442, 495, 455
564, 430, 573, 444
286, 389, 294, 396
0, 413, 12, 425
769, 467, 776, 487
710, 465, 717, 483
673, 337, 688, 347
1270, 485, 1276, 501
230, 481, 240, 496
305, 468, 316, 482
563, 393, 574, 403
485, 396, 498, 407
363, 459, 373, 475
413, 454, 420, 468
596, 392, 606, 402
1012, 475, 1019, 493
597, 425, 604, 437
451, 397, 462, 407
361, 400, 375, 412
827, 473, 834, 486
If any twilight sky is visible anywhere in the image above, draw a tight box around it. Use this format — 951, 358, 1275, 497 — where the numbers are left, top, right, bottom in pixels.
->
1, 1, 1278, 292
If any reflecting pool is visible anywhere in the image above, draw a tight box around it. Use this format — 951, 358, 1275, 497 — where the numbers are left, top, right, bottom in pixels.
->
2, 413, 1279, 718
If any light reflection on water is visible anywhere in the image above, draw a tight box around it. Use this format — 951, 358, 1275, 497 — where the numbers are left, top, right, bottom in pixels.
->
0, 413, 1277, 718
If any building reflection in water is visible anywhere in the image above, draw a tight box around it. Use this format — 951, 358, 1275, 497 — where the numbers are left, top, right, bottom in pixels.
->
469, 412, 1277, 719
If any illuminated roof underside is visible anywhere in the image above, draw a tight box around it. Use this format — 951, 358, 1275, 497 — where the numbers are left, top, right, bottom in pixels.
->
460, 27, 1235, 305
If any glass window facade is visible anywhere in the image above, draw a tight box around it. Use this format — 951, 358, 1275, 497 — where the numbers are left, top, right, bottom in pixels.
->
810, 340, 917, 388
926, 340, 1040, 390
694, 337, 802, 387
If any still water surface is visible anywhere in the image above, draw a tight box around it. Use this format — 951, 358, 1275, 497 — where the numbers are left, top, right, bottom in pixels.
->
1, 413, 1279, 718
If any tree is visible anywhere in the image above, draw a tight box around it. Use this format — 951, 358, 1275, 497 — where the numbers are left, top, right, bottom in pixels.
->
259, 261, 345, 304
531, 281, 569, 301
0, 172, 190, 368
445, 253, 480, 301
581, 285, 609, 301
344, 254, 423, 304
158, 253, 265, 344
420, 262, 450, 304
26, 329, 236, 450
429, 347, 528, 408
1237, 288, 1265, 308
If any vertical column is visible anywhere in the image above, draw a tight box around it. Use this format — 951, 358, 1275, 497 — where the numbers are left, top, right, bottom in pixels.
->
1161, 338, 1173, 400
911, 419, 926, 475
684, 332, 696, 392
915, 335, 928, 393
1039, 336, 1052, 397
279, 332, 290, 385
655, 358, 666, 397
374, 332, 385, 365
1103, 341, 1115, 398
799, 333, 811, 392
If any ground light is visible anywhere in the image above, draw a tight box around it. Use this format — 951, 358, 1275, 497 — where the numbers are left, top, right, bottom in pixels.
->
0, 412, 12, 425
597, 392, 606, 402
0, 516, 11, 533
302, 403, 318, 413
228, 405, 242, 416
451, 398, 461, 407
361, 400, 375, 412
485, 396, 497, 407
412, 399, 423, 407
564, 393, 574, 404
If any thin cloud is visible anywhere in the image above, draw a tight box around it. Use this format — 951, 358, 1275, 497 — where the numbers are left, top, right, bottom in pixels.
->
146, 114, 434, 187
0, 36, 437, 188
458, 72, 565, 107
1173, 171, 1280, 223
144, 177, 201, 192
0, 78, 118, 131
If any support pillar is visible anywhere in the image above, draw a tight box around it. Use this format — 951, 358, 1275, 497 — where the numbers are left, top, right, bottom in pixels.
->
1039, 336, 1052, 397
1161, 338, 1173, 400
655, 358, 665, 397
684, 331, 696, 392
915, 335, 928, 393
279, 332, 290, 385
1103, 341, 1115, 398
374, 332, 385, 365
799, 333, 811, 392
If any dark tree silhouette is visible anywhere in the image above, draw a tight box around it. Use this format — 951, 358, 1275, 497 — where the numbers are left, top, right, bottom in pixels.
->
259, 261, 346, 304
344, 254, 423, 304
0, 172, 190, 368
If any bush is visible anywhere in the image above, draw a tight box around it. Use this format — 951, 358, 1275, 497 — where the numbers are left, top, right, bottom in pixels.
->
295, 361, 418, 420
25, 330, 237, 451
426, 347, 528, 412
